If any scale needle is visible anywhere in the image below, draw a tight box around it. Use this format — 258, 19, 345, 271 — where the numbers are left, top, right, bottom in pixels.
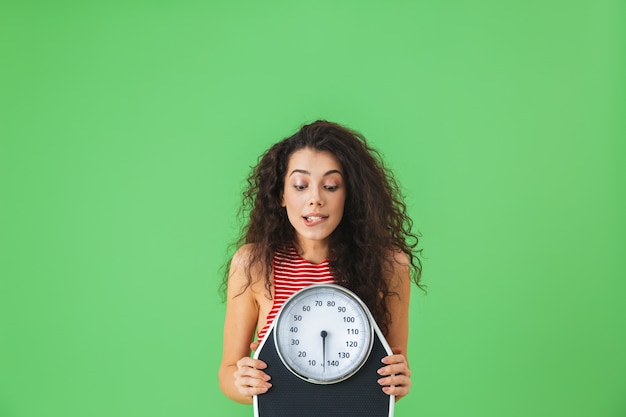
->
321, 330, 328, 373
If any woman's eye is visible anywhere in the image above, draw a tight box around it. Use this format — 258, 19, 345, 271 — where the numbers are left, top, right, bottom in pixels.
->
324, 185, 339, 191
294, 184, 306, 191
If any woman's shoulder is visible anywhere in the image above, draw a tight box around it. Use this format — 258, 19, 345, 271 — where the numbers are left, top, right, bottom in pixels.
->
232, 243, 291, 264
383, 248, 411, 289
230, 243, 255, 266
387, 247, 410, 267
229, 243, 273, 291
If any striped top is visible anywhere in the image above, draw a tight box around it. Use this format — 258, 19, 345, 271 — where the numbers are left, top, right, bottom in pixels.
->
257, 247, 335, 342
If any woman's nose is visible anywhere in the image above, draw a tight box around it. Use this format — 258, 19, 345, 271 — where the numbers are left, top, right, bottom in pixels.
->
308, 189, 323, 206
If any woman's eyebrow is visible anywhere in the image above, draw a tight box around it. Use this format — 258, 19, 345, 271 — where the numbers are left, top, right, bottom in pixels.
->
324, 169, 343, 177
289, 169, 343, 177
289, 169, 310, 176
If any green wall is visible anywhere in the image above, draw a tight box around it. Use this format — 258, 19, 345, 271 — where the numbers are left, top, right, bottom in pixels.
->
1, 1, 624, 416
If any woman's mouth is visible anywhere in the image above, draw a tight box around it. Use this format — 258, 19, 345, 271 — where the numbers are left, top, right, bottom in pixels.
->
303, 215, 327, 226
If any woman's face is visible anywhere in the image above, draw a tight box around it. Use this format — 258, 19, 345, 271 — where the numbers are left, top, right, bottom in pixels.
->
282, 147, 346, 247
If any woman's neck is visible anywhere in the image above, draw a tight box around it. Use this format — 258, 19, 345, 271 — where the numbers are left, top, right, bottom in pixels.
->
294, 239, 329, 265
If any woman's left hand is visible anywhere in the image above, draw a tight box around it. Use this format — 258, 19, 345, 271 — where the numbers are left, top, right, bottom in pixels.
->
377, 347, 412, 400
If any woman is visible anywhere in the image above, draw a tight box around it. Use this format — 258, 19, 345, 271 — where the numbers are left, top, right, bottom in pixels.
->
218, 120, 422, 404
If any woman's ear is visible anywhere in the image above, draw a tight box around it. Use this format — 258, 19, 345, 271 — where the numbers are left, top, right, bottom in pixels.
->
280, 194, 285, 207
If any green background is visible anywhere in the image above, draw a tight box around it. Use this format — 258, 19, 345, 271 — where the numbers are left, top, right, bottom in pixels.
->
1, 1, 624, 416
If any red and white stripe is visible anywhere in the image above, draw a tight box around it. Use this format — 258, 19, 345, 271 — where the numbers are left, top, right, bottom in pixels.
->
256, 247, 335, 342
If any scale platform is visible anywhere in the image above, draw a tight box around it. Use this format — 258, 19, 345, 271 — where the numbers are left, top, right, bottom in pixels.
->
253, 326, 394, 417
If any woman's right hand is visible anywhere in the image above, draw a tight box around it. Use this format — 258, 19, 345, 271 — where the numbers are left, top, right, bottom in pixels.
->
234, 356, 272, 396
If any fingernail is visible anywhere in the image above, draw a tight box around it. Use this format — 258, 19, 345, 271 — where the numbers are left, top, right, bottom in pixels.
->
377, 368, 384, 375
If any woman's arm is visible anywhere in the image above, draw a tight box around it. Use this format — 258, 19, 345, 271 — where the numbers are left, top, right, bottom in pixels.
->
218, 246, 272, 404
377, 250, 412, 401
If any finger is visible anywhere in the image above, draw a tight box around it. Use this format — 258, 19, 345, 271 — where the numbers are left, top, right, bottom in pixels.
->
382, 384, 410, 398
377, 363, 411, 378
237, 357, 267, 370
235, 375, 272, 388
377, 373, 411, 388
381, 354, 407, 365
250, 341, 260, 352
235, 377, 272, 396
238, 386, 270, 396
235, 367, 272, 382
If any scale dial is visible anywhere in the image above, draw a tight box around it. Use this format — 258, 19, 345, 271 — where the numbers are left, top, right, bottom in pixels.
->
273, 284, 374, 384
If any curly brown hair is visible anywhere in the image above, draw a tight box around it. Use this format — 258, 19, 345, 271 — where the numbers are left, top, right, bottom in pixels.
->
223, 120, 422, 335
